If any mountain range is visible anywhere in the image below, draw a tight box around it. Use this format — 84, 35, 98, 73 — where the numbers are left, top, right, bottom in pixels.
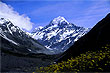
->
0, 16, 90, 55
0, 18, 54, 55
32, 16, 90, 53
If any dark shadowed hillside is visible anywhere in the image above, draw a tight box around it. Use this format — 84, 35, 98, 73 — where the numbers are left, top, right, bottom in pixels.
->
36, 45, 110, 72
58, 13, 110, 61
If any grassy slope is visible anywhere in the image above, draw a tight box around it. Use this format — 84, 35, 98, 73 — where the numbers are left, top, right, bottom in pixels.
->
36, 44, 110, 72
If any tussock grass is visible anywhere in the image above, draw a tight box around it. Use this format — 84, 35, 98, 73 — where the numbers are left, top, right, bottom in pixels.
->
36, 44, 110, 72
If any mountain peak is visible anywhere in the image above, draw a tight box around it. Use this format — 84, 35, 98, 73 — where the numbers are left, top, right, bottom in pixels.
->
35, 26, 43, 30
0, 18, 10, 24
55, 16, 65, 20
52, 16, 69, 25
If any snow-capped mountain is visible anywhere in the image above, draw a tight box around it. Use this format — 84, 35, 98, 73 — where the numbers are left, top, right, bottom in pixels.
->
32, 16, 90, 53
0, 18, 54, 55
58, 13, 110, 61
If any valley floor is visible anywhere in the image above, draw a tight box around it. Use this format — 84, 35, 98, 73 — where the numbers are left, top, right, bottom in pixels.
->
1, 45, 110, 72
1, 52, 54, 72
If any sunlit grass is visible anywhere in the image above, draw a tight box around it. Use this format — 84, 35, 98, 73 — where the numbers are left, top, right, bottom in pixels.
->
36, 44, 110, 72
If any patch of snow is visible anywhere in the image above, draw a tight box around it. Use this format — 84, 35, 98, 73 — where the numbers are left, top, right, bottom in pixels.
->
0, 20, 4, 24
63, 30, 75, 38
0, 28, 2, 33
72, 33, 79, 37
33, 32, 44, 40
58, 36, 64, 42
0, 34, 18, 45
74, 38, 78, 42
58, 30, 75, 42
26, 32, 33, 37
28, 49, 32, 52
35, 26, 43, 30
7, 22, 13, 34
46, 30, 58, 40
47, 24, 58, 30
45, 46, 53, 50
11, 26, 17, 32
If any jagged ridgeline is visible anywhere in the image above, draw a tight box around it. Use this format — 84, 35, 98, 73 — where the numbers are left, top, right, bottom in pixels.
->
0, 18, 54, 55
32, 16, 90, 53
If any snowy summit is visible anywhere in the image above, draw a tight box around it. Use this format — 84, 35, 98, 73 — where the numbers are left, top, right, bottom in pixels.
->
52, 16, 69, 25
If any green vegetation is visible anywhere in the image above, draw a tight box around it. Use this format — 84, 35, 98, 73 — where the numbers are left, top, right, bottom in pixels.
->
36, 44, 110, 72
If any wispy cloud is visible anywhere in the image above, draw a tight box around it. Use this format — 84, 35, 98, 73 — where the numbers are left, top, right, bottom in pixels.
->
0, 2, 33, 31
30, 1, 79, 18
69, 1, 110, 28
84, 1, 110, 16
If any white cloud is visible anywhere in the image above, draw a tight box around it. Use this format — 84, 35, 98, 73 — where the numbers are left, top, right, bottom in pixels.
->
0, 2, 33, 31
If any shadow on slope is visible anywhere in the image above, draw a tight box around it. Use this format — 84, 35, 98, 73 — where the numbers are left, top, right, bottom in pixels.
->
58, 13, 110, 62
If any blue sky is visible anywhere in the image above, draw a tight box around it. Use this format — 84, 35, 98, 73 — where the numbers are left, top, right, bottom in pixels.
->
1, 0, 110, 31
